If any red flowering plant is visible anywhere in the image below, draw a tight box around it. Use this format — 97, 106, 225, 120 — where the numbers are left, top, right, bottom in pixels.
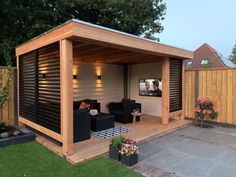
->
119, 138, 138, 156
195, 97, 218, 120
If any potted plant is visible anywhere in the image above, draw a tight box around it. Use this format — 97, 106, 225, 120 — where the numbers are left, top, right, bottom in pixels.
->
119, 139, 138, 166
109, 136, 126, 161
195, 97, 218, 128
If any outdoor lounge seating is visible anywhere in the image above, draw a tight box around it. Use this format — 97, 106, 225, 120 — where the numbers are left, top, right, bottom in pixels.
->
73, 109, 91, 143
74, 99, 101, 112
91, 113, 115, 132
74, 99, 115, 134
108, 99, 142, 124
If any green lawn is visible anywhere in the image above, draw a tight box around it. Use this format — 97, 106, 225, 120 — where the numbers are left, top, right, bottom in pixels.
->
0, 141, 143, 177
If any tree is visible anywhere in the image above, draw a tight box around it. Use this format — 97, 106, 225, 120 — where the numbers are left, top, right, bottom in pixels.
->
229, 44, 236, 64
0, 0, 166, 66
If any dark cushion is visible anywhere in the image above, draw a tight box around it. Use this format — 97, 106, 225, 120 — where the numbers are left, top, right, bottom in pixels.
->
84, 99, 97, 109
73, 100, 83, 110
110, 110, 123, 114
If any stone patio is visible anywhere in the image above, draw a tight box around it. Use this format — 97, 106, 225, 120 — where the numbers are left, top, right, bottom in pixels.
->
135, 125, 236, 177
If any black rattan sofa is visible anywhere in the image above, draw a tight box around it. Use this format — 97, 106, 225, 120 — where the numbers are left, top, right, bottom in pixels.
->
108, 99, 141, 124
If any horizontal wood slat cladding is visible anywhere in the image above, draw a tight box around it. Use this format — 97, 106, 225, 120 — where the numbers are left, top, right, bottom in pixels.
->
184, 68, 236, 125
19, 42, 61, 133
72, 61, 124, 112
169, 59, 182, 112
129, 62, 162, 117
72, 41, 164, 64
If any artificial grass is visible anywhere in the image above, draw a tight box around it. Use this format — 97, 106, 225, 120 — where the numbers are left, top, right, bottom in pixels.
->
0, 141, 143, 177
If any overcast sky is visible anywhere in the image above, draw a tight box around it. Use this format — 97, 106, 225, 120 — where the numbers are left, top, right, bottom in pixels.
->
158, 0, 236, 57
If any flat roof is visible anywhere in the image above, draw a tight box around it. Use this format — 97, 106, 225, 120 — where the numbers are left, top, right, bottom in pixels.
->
16, 19, 193, 59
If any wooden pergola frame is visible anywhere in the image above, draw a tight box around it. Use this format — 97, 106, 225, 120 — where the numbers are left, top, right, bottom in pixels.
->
16, 19, 193, 156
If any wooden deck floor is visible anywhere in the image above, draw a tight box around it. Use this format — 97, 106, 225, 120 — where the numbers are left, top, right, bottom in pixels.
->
36, 115, 191, 164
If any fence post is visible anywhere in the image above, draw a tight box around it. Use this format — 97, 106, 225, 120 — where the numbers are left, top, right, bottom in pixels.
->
14, 69, 18, 125
195, 70, 199, 106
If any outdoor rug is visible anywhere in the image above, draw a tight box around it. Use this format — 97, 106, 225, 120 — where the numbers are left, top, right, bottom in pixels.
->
91, 126, 131, 139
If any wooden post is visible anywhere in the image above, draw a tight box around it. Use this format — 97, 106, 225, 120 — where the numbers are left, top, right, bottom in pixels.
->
60, 39, 74, 156
180, 61, 185, 120
16, 56, 22, 126
162, 57, 170, 125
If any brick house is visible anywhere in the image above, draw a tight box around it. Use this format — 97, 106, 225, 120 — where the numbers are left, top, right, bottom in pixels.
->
185, 43, 236, 69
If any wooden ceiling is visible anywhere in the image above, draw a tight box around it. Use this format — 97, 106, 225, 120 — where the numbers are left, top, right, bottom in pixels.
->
72, 41, 164, 64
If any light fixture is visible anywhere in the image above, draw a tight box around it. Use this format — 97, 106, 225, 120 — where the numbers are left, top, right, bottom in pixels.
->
97, 75, 101, 80
42, 73, 46, 80
73, 74, 78, 80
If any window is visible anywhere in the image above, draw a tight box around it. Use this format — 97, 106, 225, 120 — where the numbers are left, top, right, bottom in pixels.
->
201, 60, 209, 65
201, 58, 212, 68
186, 61, 192, 67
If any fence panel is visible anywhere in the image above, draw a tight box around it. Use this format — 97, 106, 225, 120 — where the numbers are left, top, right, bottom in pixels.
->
0, 66, 16, 126
185, 68, 236, 125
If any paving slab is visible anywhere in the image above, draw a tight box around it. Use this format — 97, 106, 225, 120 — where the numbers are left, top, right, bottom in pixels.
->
139, 143, 164, 161
138, 125, 236, 177
132, 161, 178, 177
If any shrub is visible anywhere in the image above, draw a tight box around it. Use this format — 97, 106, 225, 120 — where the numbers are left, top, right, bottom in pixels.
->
110, 136, 126, 148
195, 97, 218, 120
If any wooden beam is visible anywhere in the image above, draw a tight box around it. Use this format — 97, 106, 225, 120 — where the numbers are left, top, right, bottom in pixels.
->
16, 22, 74, 56
74, 47, 122, 59
73, 45, 104, 58
60, 39, 74, 156
19, 116, 62, 142
16, 21, 193, 59
72, 22, 193, 59
169, 110, 183, 117
162, 57, 170, 125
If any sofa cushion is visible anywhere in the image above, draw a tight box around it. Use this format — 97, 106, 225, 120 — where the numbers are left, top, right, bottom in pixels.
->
85, 99, 97, 109
79, 102, 90, 109
110, 110, 123, 115
74, 100, 83, 110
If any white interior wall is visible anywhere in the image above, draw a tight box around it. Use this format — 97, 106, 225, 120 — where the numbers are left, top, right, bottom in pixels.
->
73, 62, 124, 112
129, 62, 162, 117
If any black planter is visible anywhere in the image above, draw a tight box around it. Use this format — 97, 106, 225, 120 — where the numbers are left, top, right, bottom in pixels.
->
0, 133, 35, 148
120, 154, 138, 166
109, 145, 120, 161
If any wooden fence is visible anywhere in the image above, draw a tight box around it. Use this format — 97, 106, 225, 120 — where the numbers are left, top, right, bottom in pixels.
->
0, 66, 17, 126
185, 68, 236, 125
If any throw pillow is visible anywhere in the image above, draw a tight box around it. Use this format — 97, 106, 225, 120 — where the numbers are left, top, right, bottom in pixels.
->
89, 109, 98, 116
85, 99, 97, 109
79, 102, 90, 110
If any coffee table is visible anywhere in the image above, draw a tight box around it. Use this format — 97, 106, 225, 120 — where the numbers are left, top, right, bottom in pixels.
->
131, 112, 143, 124
91, 113, 115, 132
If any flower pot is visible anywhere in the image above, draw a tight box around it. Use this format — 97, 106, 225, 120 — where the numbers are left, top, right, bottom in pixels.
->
109, 145, 120, 161
120, 154, 138, 166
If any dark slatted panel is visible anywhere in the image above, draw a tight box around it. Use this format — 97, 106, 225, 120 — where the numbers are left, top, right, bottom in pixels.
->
19, 51, 36, 121
37, 43, 61, 133
19, 42, 61, 134
169, 59, 182, 112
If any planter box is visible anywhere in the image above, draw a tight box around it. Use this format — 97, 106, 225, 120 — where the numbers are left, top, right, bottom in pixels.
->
120, 154, 138, 166
109, 145, 120, 161
0, 126, 35, 148
0, 133, 35, 148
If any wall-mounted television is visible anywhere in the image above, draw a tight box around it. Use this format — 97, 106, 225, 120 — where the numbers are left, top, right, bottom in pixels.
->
139, 79, 162, 97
